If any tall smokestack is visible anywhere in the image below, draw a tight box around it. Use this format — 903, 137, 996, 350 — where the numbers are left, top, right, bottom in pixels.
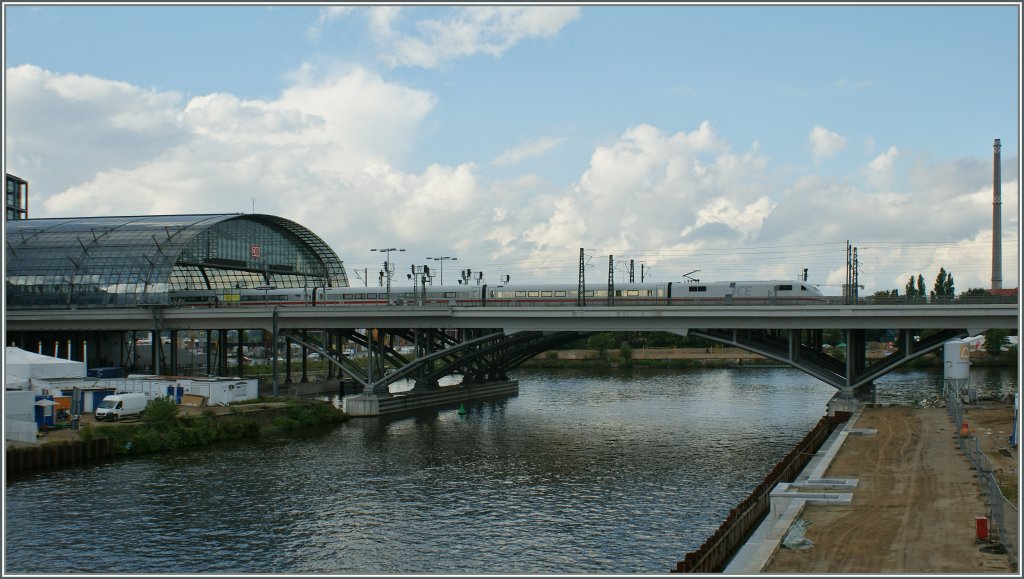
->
992, 138, 1002, 290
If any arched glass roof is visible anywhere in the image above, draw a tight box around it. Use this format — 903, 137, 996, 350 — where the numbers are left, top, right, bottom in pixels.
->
5, 214, 348, 308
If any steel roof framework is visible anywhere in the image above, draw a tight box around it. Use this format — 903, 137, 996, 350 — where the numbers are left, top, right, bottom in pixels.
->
5, 214, 348, 308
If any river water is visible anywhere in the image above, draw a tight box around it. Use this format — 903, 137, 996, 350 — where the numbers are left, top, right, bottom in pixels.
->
4, 367, 1017, 574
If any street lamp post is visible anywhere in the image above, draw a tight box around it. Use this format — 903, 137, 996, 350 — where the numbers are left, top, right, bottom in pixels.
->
426, 256, 457, 285
371, 247, 405, 304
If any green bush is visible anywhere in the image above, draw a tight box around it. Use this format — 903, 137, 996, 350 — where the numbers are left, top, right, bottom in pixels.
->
142, 396, 180, 425
79, 400, 340, 458
272, 416, 301, 430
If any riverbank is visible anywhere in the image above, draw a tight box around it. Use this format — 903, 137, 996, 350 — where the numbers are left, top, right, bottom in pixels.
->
519, 346, 1018, 370
755, 402, 1018, 574
5, 397, 346, 476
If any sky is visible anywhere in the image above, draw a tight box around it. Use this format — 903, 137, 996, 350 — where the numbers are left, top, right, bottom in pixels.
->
3, 2, 1021, 295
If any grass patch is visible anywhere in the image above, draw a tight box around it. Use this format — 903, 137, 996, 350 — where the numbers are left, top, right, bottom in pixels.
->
81, 399, 345, 457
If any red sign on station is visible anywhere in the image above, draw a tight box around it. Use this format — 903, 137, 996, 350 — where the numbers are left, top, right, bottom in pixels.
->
250, 244, 261, 259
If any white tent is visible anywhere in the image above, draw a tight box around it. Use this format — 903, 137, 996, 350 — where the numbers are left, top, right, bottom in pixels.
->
5, 347, 86, 384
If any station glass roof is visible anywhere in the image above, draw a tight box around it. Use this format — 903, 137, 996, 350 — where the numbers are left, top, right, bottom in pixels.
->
5, 214, 348, 308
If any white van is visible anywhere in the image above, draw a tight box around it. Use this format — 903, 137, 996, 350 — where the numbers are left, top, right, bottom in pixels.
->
95, 393, 149, 421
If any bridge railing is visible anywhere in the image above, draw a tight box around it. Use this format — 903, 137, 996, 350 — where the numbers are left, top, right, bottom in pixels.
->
5, 292, 1018, 310
852, 295, 1018, 306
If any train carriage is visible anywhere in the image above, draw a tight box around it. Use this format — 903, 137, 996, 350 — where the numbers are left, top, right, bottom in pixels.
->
169, 279, 826, 307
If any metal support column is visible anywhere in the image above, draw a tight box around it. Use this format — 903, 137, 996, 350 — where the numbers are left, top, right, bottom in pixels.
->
607, 255, 615, 306
284, 337, 293, 384
272, 308, 279, 397
169, 329, 178, 375
236, 331, 245, 378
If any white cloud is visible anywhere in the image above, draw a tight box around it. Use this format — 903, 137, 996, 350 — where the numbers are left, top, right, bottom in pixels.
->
682, 196, 777, 240
370, 6, 581, 68
808, 124, 846, 160
493, 136, 566, 166
5, 65, 1016, 293
4, 64, 184, 199
307, 6, 355, 40
509, 121, 778, 275
863, 145, 899, 187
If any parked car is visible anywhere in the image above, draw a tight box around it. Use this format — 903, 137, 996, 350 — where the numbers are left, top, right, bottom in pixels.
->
95, 393, 149, 421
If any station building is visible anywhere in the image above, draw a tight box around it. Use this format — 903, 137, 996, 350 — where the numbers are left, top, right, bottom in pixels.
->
5, 213, 349, 309
5, 213, 349, 376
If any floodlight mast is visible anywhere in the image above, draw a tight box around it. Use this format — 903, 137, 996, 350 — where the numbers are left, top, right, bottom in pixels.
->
371, 247, 405, 304
426, 256, 457, 285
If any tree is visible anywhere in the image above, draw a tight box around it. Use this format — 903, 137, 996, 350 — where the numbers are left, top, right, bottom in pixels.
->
983, 329, 1010, 357
931, 268, 956, 301
916, 274, 925, 297
960, 287, 988, 303
931, 268, 946, 301
871, 289, 898, 303
586, 332, 619, 353
905, 277, 917, 296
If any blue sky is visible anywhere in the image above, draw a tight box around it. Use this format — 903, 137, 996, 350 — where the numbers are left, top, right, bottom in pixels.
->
3, 3, 1020, 293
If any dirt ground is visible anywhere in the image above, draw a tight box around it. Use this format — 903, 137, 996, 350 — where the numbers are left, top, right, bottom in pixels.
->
763, 402, 1019, 574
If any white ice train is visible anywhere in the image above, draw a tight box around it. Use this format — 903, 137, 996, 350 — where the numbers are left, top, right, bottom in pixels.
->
171, 280, 827, 307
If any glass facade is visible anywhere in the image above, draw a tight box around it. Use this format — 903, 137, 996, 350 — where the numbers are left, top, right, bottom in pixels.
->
6, 174, 29, 220
5, 214, 348, 308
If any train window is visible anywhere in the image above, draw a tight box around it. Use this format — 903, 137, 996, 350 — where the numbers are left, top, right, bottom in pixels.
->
515, 291, 527, 297
626, 290, 639, 296
541, 291, 552, 297
776, 285, 793, 291
352, 293, 364, 299
555, 291, 566, 297
585, 291, 595, 297
366, 293, 377, 299
444, 292, 456, 298
801, 285, 808, 291
528, 291, 540, 297
688, 286, 707, 292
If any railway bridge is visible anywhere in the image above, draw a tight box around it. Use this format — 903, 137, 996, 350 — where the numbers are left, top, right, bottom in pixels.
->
5, 302, 1018, 405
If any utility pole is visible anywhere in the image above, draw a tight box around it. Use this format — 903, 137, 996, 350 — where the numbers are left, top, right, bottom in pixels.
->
607, 255, 615, 306
845, 241, 852, 304
577, 248, 586, 307
408, 265, 428, 305
371, 247, 405, 305
853, 247, 860, 302
629, 260, 635, 283
845, 241, 861, 304
353, 267, 369, 287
